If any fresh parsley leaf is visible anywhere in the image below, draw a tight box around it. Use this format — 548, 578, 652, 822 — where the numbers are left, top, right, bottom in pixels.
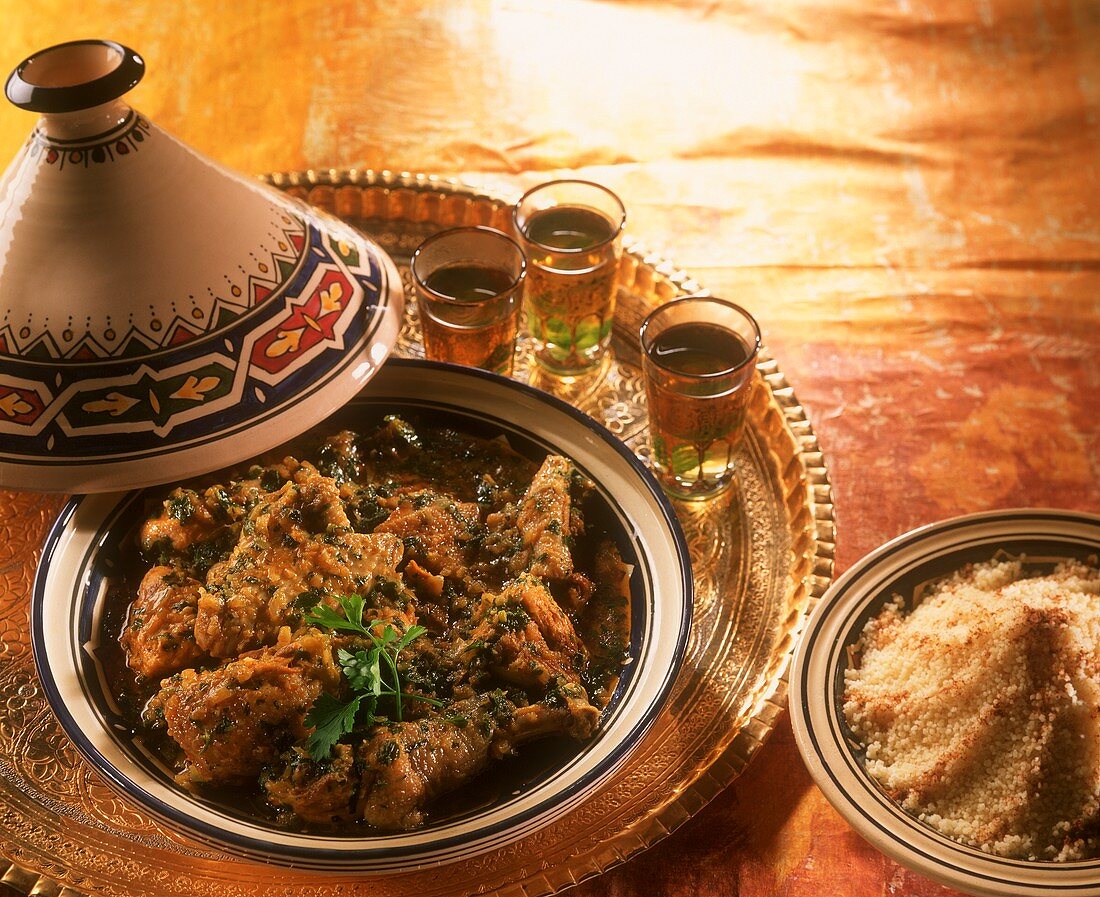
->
341, 593, 366, 628
396, 624, 428, 652
305, 597, 438, 758
305, 692, 362, 761
367, 648, 384, 697
339, 647, 384, 696
336, 647, 361, 682
304, 594, 368, 635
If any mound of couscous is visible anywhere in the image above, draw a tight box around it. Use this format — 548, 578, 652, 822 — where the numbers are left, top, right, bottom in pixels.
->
843, 556, 1100, 861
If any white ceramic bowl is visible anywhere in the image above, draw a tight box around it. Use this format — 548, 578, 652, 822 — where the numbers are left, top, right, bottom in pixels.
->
790, 509, 1100, 897
33, 359, 692, 873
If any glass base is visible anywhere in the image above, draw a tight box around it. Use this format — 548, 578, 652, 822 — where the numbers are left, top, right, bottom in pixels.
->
650, 442, 740, 502
528, 350, 612, 399
529, 335, 612, 377
657, 472, 736, 502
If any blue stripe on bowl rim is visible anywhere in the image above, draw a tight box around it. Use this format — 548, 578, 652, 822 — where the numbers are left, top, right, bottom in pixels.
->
795, 509, 1100, 892
32, 357, 693, 869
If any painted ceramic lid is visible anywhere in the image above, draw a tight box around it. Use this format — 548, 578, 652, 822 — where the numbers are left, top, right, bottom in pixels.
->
0, 40, 404, 493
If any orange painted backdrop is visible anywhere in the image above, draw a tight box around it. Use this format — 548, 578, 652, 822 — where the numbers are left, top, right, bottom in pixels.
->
0, 1, 1098, 895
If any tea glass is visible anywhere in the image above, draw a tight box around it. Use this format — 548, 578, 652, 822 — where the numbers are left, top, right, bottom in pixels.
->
639, 296, 761, 501
411, 226, 526, 376
513, 180, 626, 376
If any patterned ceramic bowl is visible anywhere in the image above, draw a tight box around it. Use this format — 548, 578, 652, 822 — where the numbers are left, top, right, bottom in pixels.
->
32, 359, 692, 873
790, 509, 1100, 897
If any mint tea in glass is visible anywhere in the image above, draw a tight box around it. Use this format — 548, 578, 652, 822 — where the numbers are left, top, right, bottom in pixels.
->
640, 297, 761, 501
411, 226, 526, 376
513, 180, 625, 375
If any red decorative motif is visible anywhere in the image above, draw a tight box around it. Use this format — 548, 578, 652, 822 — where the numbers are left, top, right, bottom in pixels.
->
249, 270, 354, 375
0, 386, 46, 425
1, 216, 306, 361
32, 114, 152, 171
167, 324, 197, 346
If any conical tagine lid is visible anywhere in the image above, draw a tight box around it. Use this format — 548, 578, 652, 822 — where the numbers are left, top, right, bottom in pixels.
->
0, 40, 404, 493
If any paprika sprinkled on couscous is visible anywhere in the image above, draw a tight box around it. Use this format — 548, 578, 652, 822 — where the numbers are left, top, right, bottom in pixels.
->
844, 557, 1100, 861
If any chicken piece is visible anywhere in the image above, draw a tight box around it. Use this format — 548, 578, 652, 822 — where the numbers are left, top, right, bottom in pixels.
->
121, 566, 206, 680
561, 572, 594, 614
140, 488, 223, 556
139, 459, 310, 576
465, 575, 599, 737
356, 692, 516, 830
193, 465, 404, 658
263, 744, 358, 825
147, 630, 339, 786
404, 559, 448, 632
374, 490, 481, 579
313, 430, 365, 485
264, 692, 518, 830
580, 541, 633, 707
512, 456, 588, 582
472, 575, 588, 678
506, 702, 589, 742
140, 473, 280, 555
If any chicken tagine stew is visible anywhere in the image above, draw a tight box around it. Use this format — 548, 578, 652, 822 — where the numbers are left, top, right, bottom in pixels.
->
107, 414, 633, 832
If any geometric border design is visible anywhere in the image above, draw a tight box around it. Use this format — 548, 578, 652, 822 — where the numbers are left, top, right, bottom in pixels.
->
25, 109, 153, 172
0, 212, 382, 452
0, 208, 309, 362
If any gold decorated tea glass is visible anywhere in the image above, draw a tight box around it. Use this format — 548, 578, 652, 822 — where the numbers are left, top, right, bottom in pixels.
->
411, 226, 526, 376
513, 180, 626, 375
640, 296, 761, 501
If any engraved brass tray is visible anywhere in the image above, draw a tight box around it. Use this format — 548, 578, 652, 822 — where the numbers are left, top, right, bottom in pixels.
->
0, 171, 834, 897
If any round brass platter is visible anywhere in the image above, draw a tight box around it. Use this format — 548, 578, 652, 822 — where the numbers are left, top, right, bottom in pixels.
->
0, 171, 834, 897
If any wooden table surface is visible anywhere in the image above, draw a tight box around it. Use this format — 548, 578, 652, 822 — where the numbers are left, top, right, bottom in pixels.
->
1, 1, 1098, 895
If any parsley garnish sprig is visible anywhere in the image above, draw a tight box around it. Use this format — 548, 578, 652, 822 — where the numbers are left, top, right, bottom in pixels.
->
303, 594, 441, 760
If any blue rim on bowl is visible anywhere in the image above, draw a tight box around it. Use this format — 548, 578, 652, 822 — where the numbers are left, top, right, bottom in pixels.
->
790, 508, 1100, 897
32, 358, 693, 872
